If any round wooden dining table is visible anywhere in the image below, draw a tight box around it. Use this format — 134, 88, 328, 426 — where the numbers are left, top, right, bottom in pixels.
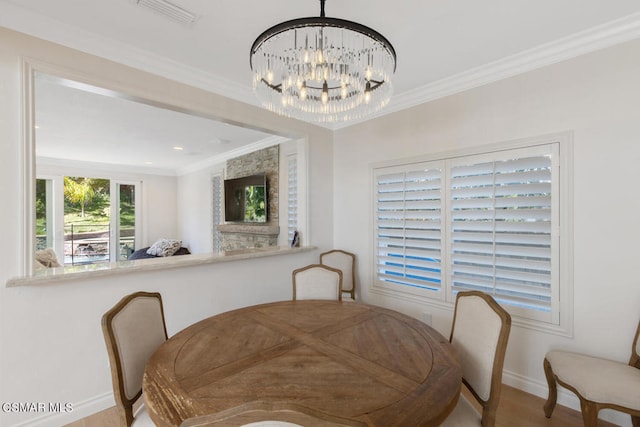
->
143, 300, 462, 427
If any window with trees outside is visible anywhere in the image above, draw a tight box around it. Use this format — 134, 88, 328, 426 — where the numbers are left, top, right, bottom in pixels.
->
36, 176, 140, 267
373, 134, 572, 332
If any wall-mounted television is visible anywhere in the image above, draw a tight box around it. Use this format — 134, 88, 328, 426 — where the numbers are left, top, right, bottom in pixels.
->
224, 174, 267, 223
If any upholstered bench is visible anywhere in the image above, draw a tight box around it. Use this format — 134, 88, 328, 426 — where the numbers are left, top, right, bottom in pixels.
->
543, 321, 640, 427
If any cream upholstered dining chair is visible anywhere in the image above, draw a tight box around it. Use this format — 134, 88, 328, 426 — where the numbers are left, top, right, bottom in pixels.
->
102, 291, 168, 427
543, 320, 640, 427
179, 402, 367, 427
319, 249, 356, 300
441, 291, 512, 427
292, 264, 342, 301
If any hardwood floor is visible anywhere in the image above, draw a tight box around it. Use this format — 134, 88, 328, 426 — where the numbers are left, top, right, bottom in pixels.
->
64, 384, 621, 426
464, 385, 618, 427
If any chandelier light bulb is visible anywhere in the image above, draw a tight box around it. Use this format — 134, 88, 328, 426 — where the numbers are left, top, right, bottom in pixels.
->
321, 80, 329, 104
250, 0, 396, 122
364, 81, 372, 104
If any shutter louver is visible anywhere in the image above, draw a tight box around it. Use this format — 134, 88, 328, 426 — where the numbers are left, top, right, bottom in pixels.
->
376, 166, 442, 292
287, 155, 298, 244
450, 153, 553, 312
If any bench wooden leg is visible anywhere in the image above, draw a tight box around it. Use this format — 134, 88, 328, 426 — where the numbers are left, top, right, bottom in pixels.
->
579, 399, 599, 427
543, 358, 557, 418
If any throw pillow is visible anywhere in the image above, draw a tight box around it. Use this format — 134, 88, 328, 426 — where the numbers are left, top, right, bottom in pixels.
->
146, 239, 182, 257
35, 248, 61, 268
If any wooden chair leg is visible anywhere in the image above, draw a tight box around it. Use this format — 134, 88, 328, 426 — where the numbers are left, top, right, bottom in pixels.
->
579, 399, 599, 427
481, 407, 498, 427
543, 358, 557, 418
117, 405, 133, 427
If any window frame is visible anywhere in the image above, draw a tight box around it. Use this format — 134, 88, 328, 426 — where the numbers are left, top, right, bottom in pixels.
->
371, 132, 573, 336
35, 175, 64, 260
110, 179, 142, 262
36, 173, 142, 267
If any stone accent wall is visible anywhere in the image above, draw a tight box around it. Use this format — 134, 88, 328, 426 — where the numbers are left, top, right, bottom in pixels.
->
219, 146, 280, 251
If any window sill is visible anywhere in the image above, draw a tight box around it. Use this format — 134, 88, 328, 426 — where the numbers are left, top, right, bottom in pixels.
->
6, 246, 315, 287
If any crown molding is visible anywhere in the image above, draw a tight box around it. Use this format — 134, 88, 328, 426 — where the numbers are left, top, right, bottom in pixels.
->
2, 3, 639, 131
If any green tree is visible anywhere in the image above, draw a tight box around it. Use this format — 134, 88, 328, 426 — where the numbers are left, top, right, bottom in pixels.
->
35, 179, 47, 235
64, 177, 95, 218
244, 185, 266, 222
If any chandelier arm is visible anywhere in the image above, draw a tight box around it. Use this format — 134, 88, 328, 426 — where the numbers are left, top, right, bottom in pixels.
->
369, 80, 385, 90
261, 79, 282, 92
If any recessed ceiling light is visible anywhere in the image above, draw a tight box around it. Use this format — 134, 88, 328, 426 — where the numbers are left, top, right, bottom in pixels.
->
173, 146, 184, 151
144, 161, 153, 165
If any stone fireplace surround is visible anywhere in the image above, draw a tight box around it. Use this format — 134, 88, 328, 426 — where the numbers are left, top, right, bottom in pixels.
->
218, 146, 280, 251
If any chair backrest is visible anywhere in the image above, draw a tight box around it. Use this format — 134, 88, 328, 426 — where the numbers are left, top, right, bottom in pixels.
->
630, 320, 640, 369
449, 291, 511, 427
292, 264, 342, 301
180, 402, 367, 427
320, 250, 356, 299
102, 291, 168, 427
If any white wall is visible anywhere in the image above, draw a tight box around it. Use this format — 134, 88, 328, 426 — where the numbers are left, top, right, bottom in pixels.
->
333, 39, 640, 426
0, 27, 334, 426
142, 174, 179, 246
177, 167, 217, 253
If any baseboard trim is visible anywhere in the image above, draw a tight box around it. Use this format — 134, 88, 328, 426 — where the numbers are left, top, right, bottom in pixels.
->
10, 392, 114, 427
503, 370, 632, 427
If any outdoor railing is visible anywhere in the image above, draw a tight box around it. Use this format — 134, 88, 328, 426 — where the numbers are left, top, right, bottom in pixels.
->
36, 224, 135, 266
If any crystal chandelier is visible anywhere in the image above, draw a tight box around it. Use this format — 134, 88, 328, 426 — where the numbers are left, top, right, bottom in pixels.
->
250, 0, 396, 123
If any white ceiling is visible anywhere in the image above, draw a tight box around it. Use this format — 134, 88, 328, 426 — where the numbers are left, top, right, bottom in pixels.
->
2, 0, 640, 173
34, 74, 278, 175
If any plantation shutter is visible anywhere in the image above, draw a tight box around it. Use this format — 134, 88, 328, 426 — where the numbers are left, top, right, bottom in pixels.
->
287, 154, 298, 244
212, 175, 223, 252
449, 145, 555, 313
375, 163, 443, 294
